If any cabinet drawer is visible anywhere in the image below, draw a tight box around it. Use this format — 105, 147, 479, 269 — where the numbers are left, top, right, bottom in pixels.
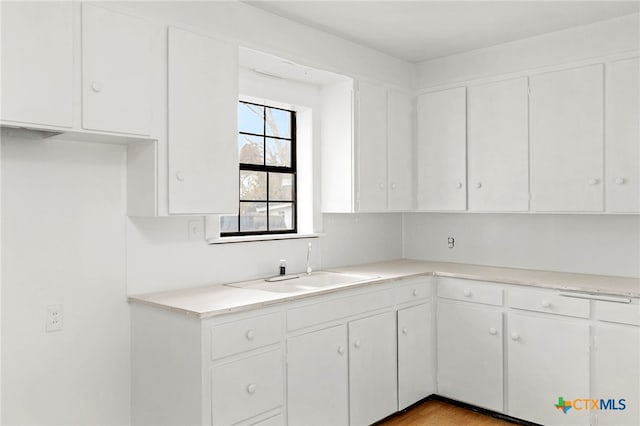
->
508, 288, 589, 318
212, 350, 283, 425
287, 288, 392, 331
395, 278, 432, 305
596, 300, 640, 326
211, 312, 281, 359
437, 277, 503, 306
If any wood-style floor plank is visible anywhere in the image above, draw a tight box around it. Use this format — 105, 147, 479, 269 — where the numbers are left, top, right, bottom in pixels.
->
378, 400, 515, 426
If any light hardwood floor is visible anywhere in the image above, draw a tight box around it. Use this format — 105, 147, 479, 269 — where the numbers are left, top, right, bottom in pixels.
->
378, 399, 515, 426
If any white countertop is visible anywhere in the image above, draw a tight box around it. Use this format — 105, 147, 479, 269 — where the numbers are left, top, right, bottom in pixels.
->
128, 259, 640, 319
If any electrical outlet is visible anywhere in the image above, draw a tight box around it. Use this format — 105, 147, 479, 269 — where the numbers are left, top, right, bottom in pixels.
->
447, 237, 455, 249
46, 305, 63, 332
188, 219, 203, 241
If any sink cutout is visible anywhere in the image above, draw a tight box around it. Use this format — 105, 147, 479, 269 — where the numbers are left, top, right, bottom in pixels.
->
226, 271, 379, 293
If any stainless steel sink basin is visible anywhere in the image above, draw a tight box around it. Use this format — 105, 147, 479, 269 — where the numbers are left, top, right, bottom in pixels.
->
225, 271, 379, 293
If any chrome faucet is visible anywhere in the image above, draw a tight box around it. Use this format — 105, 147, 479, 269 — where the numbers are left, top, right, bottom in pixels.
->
306, 242, 312, 275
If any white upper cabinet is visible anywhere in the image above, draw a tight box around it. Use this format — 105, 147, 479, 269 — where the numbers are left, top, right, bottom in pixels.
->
530, 64, 604, 212
82, 4, 152, 136
1, 2, 73, 128
167, 27, 238, 215
468, 78, 529, 211
417, 87, 466, 211
605, 57, 640, 213
387, 88, 414, 211
357, 81, 388, 211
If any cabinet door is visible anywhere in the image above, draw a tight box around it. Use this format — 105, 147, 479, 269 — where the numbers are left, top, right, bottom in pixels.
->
167, 27, 238, 215
437, 301, 503, 412
508, 313, 589, 426
417, 87, 466, 211
388, 89, 414, 211
287, 325, 348, 426
593, 323, 640, 426
605, 57, 640, 213
398, 302, 434, 409
82, 4, 152, 135
357, 81, 388, 212
468, 78, 529, 211
349, 311, 397, 425
1, 2, 72, 127
530, 65, 604, 212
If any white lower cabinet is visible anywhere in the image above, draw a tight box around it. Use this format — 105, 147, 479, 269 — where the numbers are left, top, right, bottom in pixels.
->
593, 301, 640, 426
398, 302, 434, 409
286, 325, 349, 426
507, 298, 590, 426
348, 312, 398, 425
436, 300, 503, 412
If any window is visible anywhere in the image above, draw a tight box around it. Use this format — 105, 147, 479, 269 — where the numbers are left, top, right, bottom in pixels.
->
221, 101, 297, 236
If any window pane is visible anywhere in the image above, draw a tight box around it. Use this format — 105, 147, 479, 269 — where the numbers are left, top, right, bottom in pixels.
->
266, 137, 291, 167
240, 171, 267, 200
240, 202, 267, 232
265, 108, 291, 139
238, 134, 264, 165
238, 103, 264, 135
269, 172, 294, 201
220, 215, 238, 233
269, 202, 294, 231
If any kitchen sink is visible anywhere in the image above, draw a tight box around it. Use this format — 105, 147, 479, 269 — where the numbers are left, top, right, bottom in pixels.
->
225, 271, 379, 293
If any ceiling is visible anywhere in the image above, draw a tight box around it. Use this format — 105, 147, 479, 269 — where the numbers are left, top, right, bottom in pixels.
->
244, 1, 640, 63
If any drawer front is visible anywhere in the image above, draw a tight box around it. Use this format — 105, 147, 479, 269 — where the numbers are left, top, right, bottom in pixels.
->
437, 277, 503, 306
212, 312, 281, 359
212, 350, 283, 425
508, 288, 590, 318
596, 300, 640, 326
395, 278, 433, 305
287, 288, 392, 331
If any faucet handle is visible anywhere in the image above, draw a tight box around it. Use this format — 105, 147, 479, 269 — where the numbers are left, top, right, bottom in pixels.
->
306, 242, 313, 275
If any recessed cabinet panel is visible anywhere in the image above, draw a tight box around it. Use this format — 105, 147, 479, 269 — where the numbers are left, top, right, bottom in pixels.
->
82, 4, 152, 135
417, 87, 467, 211
605, 57, 640, 213
437, 301, 503, 412
508, 313, 590, 426
349, 311, 398, 425
357, 81, 388, 212
398, 303, 434, 409
468, 78, 529, 211
530, 64, 604, 212
387, 89, 414, 211
167, 26, 238, 214
287, 325, 349, 426
1, 2, 73, 127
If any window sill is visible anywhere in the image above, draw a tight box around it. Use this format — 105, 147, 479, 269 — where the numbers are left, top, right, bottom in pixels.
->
207, 232, 323, 245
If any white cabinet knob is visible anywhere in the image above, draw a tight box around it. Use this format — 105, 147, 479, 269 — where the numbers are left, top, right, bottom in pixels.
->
246, 384, 256, 395
615, 177, 626, 185
475, 182, 482, 189
588, 178, 600, 186
511, 332, 520, 341
463, 289, 472, 297
412, 289, 419, 297
541, 300, 551, 308
456, 182, 463, 189
353, 340, 361, 349
337, 346, 345, 355
489, 327, 497, 335
390, 182, 397, 190
91, 81, 102, 93
379, 182, 385, 190
402, 327, 408, 335
176, 171, 185, 182
245, 329, 255, 341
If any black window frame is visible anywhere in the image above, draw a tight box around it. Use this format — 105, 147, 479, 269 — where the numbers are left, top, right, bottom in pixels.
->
221, 100, 297, 237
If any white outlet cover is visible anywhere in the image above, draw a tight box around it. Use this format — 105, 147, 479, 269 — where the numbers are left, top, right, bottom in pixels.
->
46, 304, 63, 332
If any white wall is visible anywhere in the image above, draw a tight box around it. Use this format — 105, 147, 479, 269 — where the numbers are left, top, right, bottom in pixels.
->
1, 132, 130, 425
403, 213, 640, 278
416, 13, 639, 88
